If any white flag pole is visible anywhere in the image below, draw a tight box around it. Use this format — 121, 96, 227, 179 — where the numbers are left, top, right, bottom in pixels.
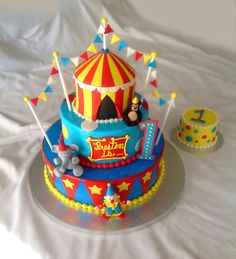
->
155, 92, 177, 146
144, 51, 157, 86
24, 97, 53, 150
101, 17, 107, 50
53, 51, 72, 111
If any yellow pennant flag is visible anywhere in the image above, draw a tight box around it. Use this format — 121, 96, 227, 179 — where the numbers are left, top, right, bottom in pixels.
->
39, 92, 47, 101
87, 43, 97, 53
52, 57, 57, 67
143, 53, 151, 64
153, 89, 160, 97
111, 33, 121, 44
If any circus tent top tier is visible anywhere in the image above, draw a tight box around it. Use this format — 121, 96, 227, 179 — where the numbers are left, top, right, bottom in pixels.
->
72, 49, 136, 121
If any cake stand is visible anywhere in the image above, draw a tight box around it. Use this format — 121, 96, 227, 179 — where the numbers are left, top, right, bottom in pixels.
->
28, 141, 185, 234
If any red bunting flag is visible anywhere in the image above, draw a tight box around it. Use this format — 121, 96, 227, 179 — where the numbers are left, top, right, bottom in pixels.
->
80, 51, 88, 60
135, 51, 143, 61
60, 175, 81, 200
104, 24, 113, 34
50, 67, 59, 75
149, 80, 158, 88
30, 97, 39, 106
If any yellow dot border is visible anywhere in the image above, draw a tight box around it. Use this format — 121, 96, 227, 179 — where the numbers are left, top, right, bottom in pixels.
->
43, 159, 165, 214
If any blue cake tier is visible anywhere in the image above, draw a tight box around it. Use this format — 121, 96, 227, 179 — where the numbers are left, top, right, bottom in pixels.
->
42, 120, 165, 207
60, 93, 149, 164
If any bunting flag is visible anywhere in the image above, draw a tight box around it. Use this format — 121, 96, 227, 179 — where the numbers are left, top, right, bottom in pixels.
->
60, 57, 70, 67
87, 43, 97, 53
60, 175, 81, 200
39, 92, 47, 102
70, 57, 80, 66
150, 70, 157, 78
135, 51, 143, 61
93, 34, 103, 44
84, 181, 108, 206
50, 67, 59, 75
44, 85, 53, 93
149, 80, 158, 88
113, 178, 136, 201
52, 57, 57, 67
98, 24, 105, 34
110, 33, 121, 44
104, 24, 113, 34
31, 97, 39, 106
118, 40, 128, 51
127, 47, 135, 57
80, 51, 89, 61
143, 54, 151, 64
148, 60, 157, 69
47, 76, 57, 85
138, 170, 153, 193
159, 98, 166, 106
153, 89, 160, 97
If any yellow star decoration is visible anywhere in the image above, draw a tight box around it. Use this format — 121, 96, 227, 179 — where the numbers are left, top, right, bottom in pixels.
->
142, 171, 152, 183
117, 181, 131, 192
89, 185, 102, 195
62, 178, 74, 190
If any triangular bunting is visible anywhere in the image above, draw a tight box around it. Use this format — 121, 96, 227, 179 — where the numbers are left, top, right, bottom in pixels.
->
47, 166, 56, 185
93, 34, 103, 44
44, 85, 53, 93
60, 56, 70, 67
80, 51, 88, 61
50, 67, 59, 75
60, 175, 81, 200
30, 97, 39, 106
143, 54, 151, 64
110, 33, 121, 44
149, 80, 158, 88
135, 51, 143, 61
153, 89, 160, 97
47, 76, 57, 85
84, 181, 108, 206
104, 24, 113, 34
113, 178, 136, 201
150, 70, 157, 79
87, 43, 97, 53
38, 92, 47, 102
148, 60, 157, 68
98, 24, 105, 34
70, 57, 79, 66
159, 98, 166, 106
118, 40, 128, 51
52, 57, 57, 68
126, 47, 135, 57
138, 170, 153, 193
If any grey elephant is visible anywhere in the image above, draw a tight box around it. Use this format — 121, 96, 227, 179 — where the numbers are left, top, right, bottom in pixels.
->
52, 134, 84, 177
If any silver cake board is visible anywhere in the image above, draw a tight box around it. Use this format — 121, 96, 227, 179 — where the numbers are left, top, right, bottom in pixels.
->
171, 128, 224, 154
28, 141, 185, 234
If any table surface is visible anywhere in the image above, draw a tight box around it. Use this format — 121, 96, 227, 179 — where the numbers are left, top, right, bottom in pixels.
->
0, 1, 235, 259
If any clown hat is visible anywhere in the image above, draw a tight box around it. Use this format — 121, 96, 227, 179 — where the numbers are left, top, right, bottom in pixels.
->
106, 183, 115, 196
58, 133, 68, 152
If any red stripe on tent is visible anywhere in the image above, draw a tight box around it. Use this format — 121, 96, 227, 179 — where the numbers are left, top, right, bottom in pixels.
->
110, 52, 135, 78
83, 53, 103, 85
78, 86, 84, 115
91, 89, 101, 121
74, 53, 101, 79
115, 88, 124, 118
128, 85, 134, 105
102, 53, 115, 87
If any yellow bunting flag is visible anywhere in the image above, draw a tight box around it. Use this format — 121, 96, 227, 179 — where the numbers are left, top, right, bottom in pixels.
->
87, 43, 97, 53
152, 89, 160, 97
143, 54, 151, 64
111, 33, 121, 44
39, 92, 47, 101
52, 57, 57, 67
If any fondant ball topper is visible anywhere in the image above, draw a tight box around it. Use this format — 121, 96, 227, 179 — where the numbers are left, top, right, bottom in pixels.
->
123, 96, 142, 126
52, 133, 84, 177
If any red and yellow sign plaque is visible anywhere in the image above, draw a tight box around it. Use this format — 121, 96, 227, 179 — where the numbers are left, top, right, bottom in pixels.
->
86, 135, 130, 161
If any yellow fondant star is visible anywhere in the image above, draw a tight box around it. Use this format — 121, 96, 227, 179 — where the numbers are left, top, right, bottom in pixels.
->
89, 185, 102, 195
142, 171, 152, 183
117, 181, 131, 192
62, 178, 74, 190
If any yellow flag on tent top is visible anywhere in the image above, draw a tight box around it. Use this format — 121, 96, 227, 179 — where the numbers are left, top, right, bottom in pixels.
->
143, 53, 151, 64
152, 89, 160, 97
87, 43, 97, 53
111, 33, 121, 44
39, 92, 47, 101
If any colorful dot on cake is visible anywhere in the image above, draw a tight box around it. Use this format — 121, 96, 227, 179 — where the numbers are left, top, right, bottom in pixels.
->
185, 125, 191, 130
186, 136, 193, 142
211, 127, 217, 133
207, 140, 210, 143
212, 137, 216, 142
194, 129, 198, 133
202, 135, 207, 139
195, 140, 198, 143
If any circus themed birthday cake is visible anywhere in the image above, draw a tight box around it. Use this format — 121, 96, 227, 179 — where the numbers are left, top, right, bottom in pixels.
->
24, 18, 176, 219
